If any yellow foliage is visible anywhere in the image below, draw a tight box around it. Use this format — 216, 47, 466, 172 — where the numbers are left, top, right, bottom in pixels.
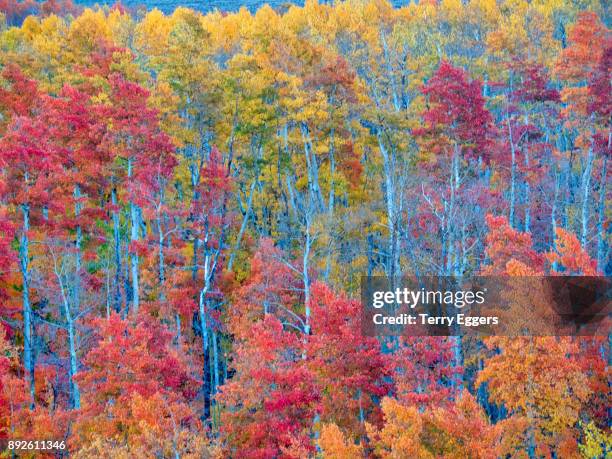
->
366, 397, 433, 458
68, 9, 112, 53
579, 422, 612, 459
320, 423, 364, 458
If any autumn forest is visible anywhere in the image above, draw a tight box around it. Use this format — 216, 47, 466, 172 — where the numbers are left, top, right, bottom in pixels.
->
0, 0, 610, 457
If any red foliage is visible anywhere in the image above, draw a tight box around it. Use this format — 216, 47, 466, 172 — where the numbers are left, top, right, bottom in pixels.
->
392, 337, 460, 408
482, 214, 543, 274
72, 313, 199, 448
218, 315, 320, 459
416, 60, 495, 161
511, 62, 560, 104
307, 283, 391, 436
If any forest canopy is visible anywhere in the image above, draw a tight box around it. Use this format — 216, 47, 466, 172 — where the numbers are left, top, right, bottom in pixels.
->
0, 0, 610, 457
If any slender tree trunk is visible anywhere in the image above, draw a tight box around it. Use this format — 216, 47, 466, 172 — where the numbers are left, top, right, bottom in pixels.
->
65, 305, 80, 409
324, 127, 335, 282
198, 235, 223, 422
380, 31, 400, 112
449, 148, 463, 388
53, 253, 81, 410
303, 212, 312, 335
453, 335, 463, 391
128, 159, 140, 315
376, 129, 399, 278
596, 156, 607, 272
157, 206, 165, 295
551, 171, 560, 272
506, 109, 517, 228
111, 187, 122, 312
581, 144, 594, 248
228, 178, 256, 272
212, 330, 220, 393
524, 148, 531, 233
20, 203, 35, 409
199, 262, 211, 420
71, 185, 82, 409
446, 146, 460, 276
300, 122, 325, 211
277, 131, 292, 250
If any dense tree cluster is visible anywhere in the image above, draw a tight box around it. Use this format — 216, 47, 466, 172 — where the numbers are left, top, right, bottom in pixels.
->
0, 0, 609, 457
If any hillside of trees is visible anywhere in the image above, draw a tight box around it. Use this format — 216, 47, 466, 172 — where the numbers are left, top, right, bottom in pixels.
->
0, 0, 610, 457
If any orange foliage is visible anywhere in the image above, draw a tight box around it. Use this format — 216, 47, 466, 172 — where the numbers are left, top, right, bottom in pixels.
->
547, 228, 600, 275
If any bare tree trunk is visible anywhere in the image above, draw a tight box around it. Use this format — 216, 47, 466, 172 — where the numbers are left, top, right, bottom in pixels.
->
446, 146, 460, 276
128, 159, 140, 315
303, 211, 312, 335
506, 108, 517, 228
300, 122, 325, 211
524, 149, 531, 233
596, 156, 608, 271
111, 187, 122, 312
67, 315, 80, 409
324, 127, 335, 282
212, 330, 220, 393
198, 235, 222, 421
54, 259, 80, 410
551, 171, 560, 272
228, 179, 256, 272
376, 129, 399, 278
199, 263, 211, 420
20, 203, 35, 409
156, 202, 166, 298
581, 144, 594, 248
71, 185, 83, 409
380, 31, 401, 112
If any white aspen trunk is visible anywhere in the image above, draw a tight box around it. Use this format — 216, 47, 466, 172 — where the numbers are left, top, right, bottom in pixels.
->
51, 247, 81, 410
380, 31, 400, 112
20, 203, 35, 409
212, 330, 219, 393
596, 156, 607, 271
506, 109, 517, 228
303, 212, 312, 335
199, 253, 211, 420
446, 148, 458, 276
551, 171, 560, 272
158, 225, 164, 287
128, 158, 140, 315
72, 185, 82, 408
376, 129, 399, 278
111, 187, 122, 312
324, 127, 335, 282
66, 309, 80, 408
300, 122, 325, 211
524, 149, 531, 233
157, 206, 165, 295
581, 144, 594, 248
228, 178, 257, 271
